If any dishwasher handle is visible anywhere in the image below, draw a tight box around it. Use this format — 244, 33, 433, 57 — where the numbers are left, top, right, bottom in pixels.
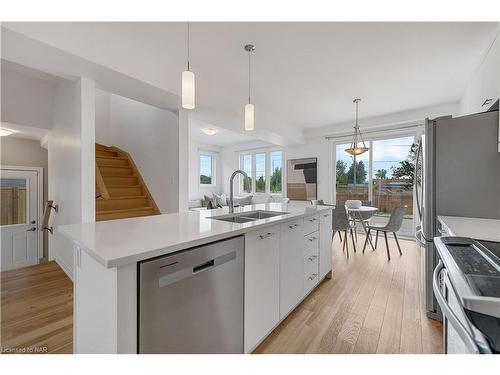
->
193, 259, 215, 274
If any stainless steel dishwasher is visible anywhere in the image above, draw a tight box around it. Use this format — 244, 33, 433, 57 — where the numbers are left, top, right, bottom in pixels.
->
138, 236, 244, 353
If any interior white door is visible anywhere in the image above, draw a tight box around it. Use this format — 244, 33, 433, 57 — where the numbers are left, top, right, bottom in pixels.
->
1, 169, 40, 271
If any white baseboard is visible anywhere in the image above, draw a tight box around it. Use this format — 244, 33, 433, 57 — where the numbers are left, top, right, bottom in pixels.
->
54, 254, 74, 282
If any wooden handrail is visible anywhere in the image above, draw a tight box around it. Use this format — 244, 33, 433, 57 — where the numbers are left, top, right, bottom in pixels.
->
95, 161, 110, 200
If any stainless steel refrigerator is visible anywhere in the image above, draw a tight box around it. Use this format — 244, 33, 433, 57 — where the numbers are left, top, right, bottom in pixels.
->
415, 109, 500, 320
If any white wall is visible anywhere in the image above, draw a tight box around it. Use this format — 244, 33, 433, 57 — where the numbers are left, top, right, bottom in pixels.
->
1, 61, 57, 129
49, 78, 95, 279
188, 142, 223, 200
460, 27, 500, 115
95, 89, 179, 214
285, 138, 332, 202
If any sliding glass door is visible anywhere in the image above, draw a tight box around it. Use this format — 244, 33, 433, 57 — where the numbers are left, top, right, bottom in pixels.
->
335, 144, 369, 204
334, 135, 416, 237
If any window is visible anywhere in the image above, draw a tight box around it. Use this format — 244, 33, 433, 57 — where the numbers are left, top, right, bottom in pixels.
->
255, 153, 266, 193
335, 143, 369, 204
199, 154, 215, 185
270, 151, 282, 193
239, 150, 283, 195
241, 154, 252, 193
1, 178, 28, 225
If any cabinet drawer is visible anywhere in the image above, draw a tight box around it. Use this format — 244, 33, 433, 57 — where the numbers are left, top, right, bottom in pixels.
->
303, 253, 319, 276
304, 214, 319, 235
304, 270, 319, 295
281, 218, 303, 234
246, 225, 281, 243
304, 232, 319, 256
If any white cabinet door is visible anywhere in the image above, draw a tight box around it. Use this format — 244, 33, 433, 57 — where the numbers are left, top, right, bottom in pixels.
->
279, 219, 304, 319
319, 210, 333, 279
244, 225, 280, 352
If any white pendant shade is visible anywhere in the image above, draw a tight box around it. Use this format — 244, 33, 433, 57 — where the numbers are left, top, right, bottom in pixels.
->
182, 70, 195, 109
245, 103, 255, 131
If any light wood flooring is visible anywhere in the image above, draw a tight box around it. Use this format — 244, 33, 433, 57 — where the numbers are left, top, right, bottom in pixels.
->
255, 233, 443, 354
0, 234, 442, 354
1, 261, 73, 354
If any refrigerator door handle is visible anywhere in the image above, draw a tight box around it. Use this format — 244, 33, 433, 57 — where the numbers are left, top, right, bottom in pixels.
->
414, 138, 423, 220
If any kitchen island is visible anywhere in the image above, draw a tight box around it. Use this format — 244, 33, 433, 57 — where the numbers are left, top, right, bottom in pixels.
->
59, 203, 333, 353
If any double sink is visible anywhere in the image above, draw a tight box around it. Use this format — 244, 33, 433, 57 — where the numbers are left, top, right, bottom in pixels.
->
208, 210, 288, 224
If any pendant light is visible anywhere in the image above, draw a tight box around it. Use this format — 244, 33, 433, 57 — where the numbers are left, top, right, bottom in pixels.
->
182, 22, 195, 109
345, 98, 369, 156
244, 44, 255, 131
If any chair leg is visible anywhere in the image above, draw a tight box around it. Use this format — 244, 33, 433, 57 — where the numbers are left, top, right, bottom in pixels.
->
362, 228, 371, 253
375, 231, 379, 248
332, 230, 335, 241
354, 225, 358, 242
350, 228, 356, 253
344, 230, 349, 259
384, 231, 391, 261
394, 232, 403, 256
338, 231, 343, 242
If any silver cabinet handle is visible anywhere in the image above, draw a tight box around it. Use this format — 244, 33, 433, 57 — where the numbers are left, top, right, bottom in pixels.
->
308, 273, 317, 281
27, 227, 37, 231
308, 218, 317, 222
323, 214, 331, 218
438, 228, 448, 236
308, 255, 317, 262
259, 232, 275, 239
432, 260, 480, 354
308, 237, 318, 241
288, 223, 299, 229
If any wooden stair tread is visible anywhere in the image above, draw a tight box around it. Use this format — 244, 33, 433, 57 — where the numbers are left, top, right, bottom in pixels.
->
96, 156, 128, 160
97, 206, 154, 214
101, 195, 147, 200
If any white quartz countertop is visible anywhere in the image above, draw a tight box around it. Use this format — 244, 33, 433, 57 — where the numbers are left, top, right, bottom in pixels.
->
58, 203, 332, 268
438, 215, 500, 242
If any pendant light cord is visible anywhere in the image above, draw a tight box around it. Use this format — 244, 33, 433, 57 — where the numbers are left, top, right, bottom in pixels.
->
248, 49, 251, 104
187, 22, 190, 71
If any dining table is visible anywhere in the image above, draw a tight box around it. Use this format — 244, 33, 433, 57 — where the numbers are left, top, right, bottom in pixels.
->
346, 206, 378, 249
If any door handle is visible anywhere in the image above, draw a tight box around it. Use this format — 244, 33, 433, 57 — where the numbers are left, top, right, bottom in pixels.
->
27, 227, 37, 231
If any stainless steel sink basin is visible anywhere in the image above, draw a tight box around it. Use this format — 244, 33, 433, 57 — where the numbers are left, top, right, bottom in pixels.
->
238, 210, 288, 220
213, 216, 257, 223
209, 210, 288, 223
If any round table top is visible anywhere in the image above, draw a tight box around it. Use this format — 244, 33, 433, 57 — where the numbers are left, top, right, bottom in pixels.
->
347, 206, 378, 212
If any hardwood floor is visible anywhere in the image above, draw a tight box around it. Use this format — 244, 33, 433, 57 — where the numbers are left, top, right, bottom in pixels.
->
254, 233, 443, 354
1, 261, 73, 354
0, 234, 442, 354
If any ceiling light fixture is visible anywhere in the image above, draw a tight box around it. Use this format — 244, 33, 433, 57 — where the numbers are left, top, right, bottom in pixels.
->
244, 44, 255, 131
182, 22, 195, 109
345, 98, 369, 156
201, 128, 218, 136
0, 129, 13, 137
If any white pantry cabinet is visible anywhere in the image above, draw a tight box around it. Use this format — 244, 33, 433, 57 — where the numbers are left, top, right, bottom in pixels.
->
279, 218, 304, 319
319, 210, 333, 279
244, 224, 281, 353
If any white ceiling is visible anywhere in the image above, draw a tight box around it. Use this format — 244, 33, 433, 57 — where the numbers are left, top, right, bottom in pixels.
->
3, 22, 498, 141
189, 118, 255, 146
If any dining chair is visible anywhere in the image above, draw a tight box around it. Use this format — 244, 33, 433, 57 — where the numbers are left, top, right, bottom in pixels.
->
362, 206, 406, 260
332, 205, 356, 258
310, 199, 324, 205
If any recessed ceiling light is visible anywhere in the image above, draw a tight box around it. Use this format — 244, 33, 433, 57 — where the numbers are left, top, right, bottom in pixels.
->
201, 128, 218, 136
0, 129, 13, 136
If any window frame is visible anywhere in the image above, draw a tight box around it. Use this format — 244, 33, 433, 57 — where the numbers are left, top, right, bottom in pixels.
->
238, 148, 284, 195
198, 151, 217, 187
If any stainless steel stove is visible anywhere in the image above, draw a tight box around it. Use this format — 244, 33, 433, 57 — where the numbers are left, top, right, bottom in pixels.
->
433, 237, 500, 354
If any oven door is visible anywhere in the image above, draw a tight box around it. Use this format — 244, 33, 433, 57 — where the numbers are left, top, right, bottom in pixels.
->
433, 260, 482, 354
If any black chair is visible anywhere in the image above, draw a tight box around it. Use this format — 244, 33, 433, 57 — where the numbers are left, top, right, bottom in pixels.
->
362, 206, 406, 260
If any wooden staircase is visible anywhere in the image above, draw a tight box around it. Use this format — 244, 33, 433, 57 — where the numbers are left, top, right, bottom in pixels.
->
95, 143, 160, 221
